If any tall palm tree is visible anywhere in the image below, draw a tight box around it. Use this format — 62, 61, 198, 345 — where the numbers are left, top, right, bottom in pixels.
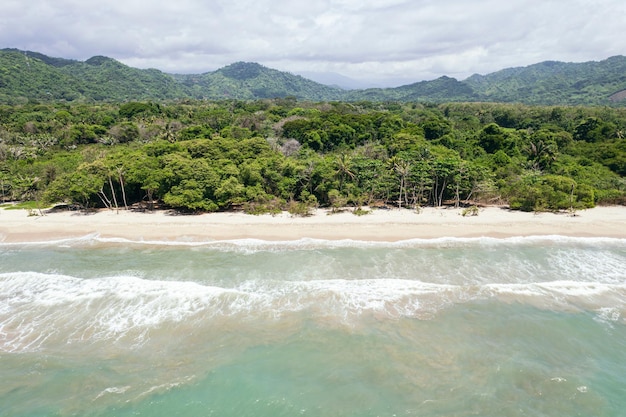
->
334, 153, 355, 193
390, 157, 411, 208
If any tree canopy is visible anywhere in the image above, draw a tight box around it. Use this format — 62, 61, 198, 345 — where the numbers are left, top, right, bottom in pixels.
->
1, 99, 625, 213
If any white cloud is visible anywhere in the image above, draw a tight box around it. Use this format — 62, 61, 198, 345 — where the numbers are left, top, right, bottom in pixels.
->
1, 0, 625, 85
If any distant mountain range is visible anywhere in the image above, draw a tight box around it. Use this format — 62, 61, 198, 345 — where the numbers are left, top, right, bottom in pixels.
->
1, 48, 626, 105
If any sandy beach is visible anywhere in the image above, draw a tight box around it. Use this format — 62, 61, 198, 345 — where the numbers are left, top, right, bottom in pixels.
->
1, 205, 625, 243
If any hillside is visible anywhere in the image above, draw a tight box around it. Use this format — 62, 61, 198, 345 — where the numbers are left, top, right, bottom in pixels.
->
0, 49, 186, 102
0, 49, 85, 101
344, 75, 480, 102
464, 56, 626, 105
172, 61, 344, 100
1, 48, 626, 105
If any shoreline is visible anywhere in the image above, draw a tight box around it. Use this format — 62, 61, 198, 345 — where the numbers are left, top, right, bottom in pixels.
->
1, 205, 626, 243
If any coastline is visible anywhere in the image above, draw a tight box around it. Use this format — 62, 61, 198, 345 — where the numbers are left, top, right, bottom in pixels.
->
1, 205, 626, 243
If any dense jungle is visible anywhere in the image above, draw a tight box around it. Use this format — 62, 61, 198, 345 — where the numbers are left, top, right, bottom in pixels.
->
1, 99, 625, 214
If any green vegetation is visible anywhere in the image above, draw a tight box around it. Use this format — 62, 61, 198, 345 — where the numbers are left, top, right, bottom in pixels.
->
0, 50, 341, 104
0, 49, 187, 103
173, 62, 345, 101
0, 200, 49, 210
1, 99, 625, 214
2, 49, 626, 105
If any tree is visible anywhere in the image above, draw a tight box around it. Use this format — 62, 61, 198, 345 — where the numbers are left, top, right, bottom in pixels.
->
44, 169, 102, 207
66, 123, 102, 145
525, 129, 558, 171
350, 155, 387, 205
478, 123, 518, 155
334, 153, 355, 194
163, 179, 217, 211
109, 122, 139, 143
215, 177, 246, 207
389, 157, 411, 208
124, 151, 163, 209
119, 102, 161, 119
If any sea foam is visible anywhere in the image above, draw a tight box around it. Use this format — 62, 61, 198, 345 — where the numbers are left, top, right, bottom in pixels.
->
1, 233, 625, 250
2, 270, 624, 352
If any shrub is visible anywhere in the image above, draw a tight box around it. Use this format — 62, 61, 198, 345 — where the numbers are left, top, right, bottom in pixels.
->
461, 205, 479, 216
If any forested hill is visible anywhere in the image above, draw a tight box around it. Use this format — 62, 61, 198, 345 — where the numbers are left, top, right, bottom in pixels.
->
171, 62, 345, 101
0, 49, 188, 102
0, 49, 343, 103
464, 56, 626, 106
1, 48, 626, 105
344, 57, 626, 105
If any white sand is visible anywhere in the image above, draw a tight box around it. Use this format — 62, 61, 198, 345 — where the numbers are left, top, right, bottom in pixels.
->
1, 206, 625, 243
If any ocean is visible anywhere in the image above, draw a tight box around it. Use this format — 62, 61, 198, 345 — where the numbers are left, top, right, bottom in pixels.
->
1, 236, 625, 417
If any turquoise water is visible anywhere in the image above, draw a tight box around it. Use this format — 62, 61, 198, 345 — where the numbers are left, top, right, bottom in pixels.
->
1, 236, 625, 416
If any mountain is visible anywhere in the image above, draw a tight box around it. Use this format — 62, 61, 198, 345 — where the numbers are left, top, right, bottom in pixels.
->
344, 75, 480, 102
62, 55, 188, 101
0, 49, 85, 101
343, 57, 626, 104
0, 49, 342, 103
172, 62, 344, 100
464, 56, 626, 105
0, 49, 186, 102
295, 71, 414, 90
1, 48, 626, 105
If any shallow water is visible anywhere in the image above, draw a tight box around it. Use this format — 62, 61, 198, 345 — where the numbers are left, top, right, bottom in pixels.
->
1, 236, 625, 416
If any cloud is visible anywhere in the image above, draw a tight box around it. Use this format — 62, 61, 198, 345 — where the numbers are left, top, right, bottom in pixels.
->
1, 0, 625, 85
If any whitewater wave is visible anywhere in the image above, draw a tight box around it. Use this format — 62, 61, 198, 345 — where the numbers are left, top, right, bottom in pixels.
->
1, 234, 626, 251
2, 271, 624, 353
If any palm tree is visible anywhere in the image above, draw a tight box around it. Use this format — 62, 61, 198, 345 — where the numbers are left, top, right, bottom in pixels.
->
334, 153, 355, 193
527, 137, 557, 171
389, 157, 411, 208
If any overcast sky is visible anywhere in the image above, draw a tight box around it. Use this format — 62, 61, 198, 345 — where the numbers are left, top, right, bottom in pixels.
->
2, 0, 625, 87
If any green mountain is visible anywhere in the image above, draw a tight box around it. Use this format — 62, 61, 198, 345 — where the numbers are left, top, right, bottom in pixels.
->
61, 55, 188, 101
0, 49, 186, 102
0, 50, 342, 103
0, 49, 85, 102
173, 61, 344, 100
343, 57, 626, 104
463, 56, 626, 105
1, 48, 626, 105
345, 75, 480, 102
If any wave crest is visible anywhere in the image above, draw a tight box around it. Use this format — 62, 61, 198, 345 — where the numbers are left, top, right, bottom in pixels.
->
2, 271, 624, 353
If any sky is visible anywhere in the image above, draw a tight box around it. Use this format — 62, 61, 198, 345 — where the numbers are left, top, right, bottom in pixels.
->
1, 0, 625, 87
